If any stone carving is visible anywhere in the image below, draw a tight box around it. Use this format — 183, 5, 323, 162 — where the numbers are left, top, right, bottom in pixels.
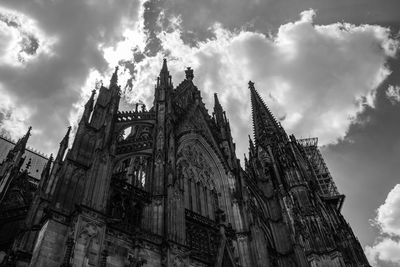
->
178, 144, 214, 189
75, 221, 100, 266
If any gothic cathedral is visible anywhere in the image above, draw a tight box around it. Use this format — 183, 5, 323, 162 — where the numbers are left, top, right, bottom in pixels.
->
0, 60, 370, 266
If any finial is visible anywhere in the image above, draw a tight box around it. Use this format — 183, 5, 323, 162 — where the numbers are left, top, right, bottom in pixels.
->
85, 90, 96, 107
18, 126, 32, 149
248, 81, 255, 89
158, 58, 172, 88
214, 93, 221, 106
161, 58, 168, 73
60, 126, 71, 145
66, 126, 71, 137
110, 66, 119, 86
185, 67, 194, 81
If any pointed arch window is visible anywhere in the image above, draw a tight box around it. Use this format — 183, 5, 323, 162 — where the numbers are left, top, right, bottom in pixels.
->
113, 155, 150, 190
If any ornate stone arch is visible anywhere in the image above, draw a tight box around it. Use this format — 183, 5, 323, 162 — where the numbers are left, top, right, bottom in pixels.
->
115, 122, 154, 142
177, 133, 234, 221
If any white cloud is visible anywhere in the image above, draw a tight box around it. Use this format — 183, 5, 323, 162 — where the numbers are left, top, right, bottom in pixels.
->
386, 85, 400, 104
0, 6, 56, 66
0, 0, 141, 154
108, 9, 398, 162
376, 184, 400, 236
0, 84, 31, 138
366, 184, 400, 266
366, 238, 400, 266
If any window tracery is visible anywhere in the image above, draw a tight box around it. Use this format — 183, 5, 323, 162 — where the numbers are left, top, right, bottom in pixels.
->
113, 155, 150, 189
177, 144, 219, 219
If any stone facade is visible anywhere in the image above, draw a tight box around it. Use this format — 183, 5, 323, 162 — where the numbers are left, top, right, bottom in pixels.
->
0, 60, 370, 266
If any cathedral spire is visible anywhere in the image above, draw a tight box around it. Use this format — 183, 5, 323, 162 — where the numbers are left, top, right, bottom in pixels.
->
213, 93, 225, 127
41, 154, 53, 179
39, 154, 53, 192
13, 126, 31, 155
248, 135, 255, 157
55, 126, 71, 163
83, 90, 96, 122
249, 81, 282, 143
110, 66, 119, 87
158, 58, 172, 88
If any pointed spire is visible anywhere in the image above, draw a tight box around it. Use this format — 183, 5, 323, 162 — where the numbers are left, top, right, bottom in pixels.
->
43, 154, 53, 177
158, 58, 172, 88
249, 81, 282, 143
83, 90, 96, 122
213, 93, 225, 126
214, 93, 222, 108
248, 135, 256, 158
248, 134, 255, 150
14, 126, 32, 154
55, 126, 71, 162
110, 66, 119, 87
40, 154, 53, 190
161, 58, 168, 73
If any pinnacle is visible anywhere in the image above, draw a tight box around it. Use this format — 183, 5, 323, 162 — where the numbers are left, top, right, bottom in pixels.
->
66, 126, 71, 136
249, 81, 283, 142
161, 58, 168, 73
158, 58, 172, 88
110, 66, 119, 86
60, 126, 71, 145
214, 93, 222, 108
185, 67, 194, 80
17, 126, 32, 151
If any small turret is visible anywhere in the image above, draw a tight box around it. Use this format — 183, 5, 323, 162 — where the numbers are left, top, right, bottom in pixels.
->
110, 66, 119, 87
185, 67, 194, 81
213, 93, 225, 127
158, 58, 172, 88
82, 90, 96, 123
13, 126, 32, 156
39, 154, 53, 192
248, 135, 255, 158
249, 81, 285, 144
41, 154, 53, 180
1, 126, 31, 170
55, 126, 71, 163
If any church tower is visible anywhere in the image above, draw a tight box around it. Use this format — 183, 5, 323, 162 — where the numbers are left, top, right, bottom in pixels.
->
243, 82, 370, 266
0, 60, 370, 267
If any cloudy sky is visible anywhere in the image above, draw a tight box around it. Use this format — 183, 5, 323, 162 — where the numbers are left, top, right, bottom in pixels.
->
0, 0, 399, 265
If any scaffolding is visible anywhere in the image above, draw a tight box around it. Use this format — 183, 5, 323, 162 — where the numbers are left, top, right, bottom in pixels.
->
298, 137, 344, 210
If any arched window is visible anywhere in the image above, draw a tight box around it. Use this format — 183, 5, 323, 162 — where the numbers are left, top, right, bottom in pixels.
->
113, 155, 150, 189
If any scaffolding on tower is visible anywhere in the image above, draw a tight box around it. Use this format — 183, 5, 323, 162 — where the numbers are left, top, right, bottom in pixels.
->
298, 137, 345, 211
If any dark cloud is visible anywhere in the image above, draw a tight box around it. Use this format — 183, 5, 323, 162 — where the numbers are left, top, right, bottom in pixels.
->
159, 0, 400, 45
142, 0, 164, 56
0, 0, 141, 153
